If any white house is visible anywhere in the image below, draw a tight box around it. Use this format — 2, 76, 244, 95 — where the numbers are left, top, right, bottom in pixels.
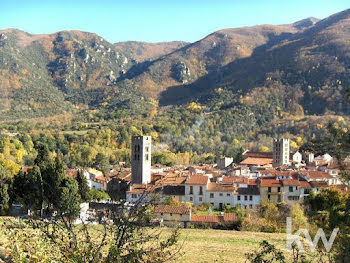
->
184, 175, 209, 206
206, 183, 235, 210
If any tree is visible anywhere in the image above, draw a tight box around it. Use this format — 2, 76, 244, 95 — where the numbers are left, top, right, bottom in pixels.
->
245, 240, 285, 263
13, 166, 43, 215
89, 188, 110, 201
0, 183, 10, 215
76, 169, 91, 202
42, 154, 65, 209
56, 177, 81, 220
93, 152, 110, 175
0, 164, 11, 215
35, 191, 181, 262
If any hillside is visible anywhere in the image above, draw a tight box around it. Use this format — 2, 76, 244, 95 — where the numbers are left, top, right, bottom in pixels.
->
114, 41, 188, 62
0, 29, 141, 120
159, 9, 350, 117
121, 23, 305, 97
0, 10, 349, 156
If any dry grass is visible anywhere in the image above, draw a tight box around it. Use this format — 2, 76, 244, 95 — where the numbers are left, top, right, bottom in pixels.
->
171, 228, 288, 263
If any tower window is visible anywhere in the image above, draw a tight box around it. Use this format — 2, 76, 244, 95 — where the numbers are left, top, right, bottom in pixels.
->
137, 154, 140, 160
146, 154, 149, 161
146, 146, 149, 152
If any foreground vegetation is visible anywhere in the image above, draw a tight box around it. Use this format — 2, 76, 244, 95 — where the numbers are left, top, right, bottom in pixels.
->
0, 217, 288, 263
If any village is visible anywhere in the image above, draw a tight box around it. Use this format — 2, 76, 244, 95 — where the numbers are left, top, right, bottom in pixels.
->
51, 136, 349, 228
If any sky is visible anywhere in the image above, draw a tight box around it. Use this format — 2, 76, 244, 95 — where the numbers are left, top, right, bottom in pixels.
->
1, 0, 349, 43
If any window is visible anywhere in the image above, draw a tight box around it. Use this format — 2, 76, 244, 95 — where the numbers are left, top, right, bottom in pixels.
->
161, 213, 163, 216
146, 146, 149, 152
278, 196, 281, 202
268, 194, 271, 200
296, 186, 298, 190
249, 205, 253, 209
132, 194, 137, 198
277, 187, 281, 192
146, 154, 149, 161
238, 195, 241, 201
190, 186, 193, 195
199, 186, 203, 195
219, 193, 223, 197
137, 154, 140, 160
134, 154, 137, 160
170, 213, 173, 216
210, 193, 214, 198
268, 187, 271, 193
190, 197, 193, 201
227, 193, 230, 197
289, 186, 293, 192
249, 195, 253, 201
244, 196, 248, 201
199, 197, 202, 202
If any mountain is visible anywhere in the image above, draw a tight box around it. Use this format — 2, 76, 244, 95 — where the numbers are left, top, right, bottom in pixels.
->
120, 23, 304, 97
114, 41, 188, 62
0, 9, 350, 125
159, 9, 350, 117
0, 29, 139, 120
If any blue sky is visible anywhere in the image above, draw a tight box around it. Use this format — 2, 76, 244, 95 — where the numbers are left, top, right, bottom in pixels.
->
1, 0, 349, 43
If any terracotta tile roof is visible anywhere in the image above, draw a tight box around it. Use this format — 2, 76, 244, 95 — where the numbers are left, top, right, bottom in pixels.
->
243, 152, 273, 159
236, 187, 260, 195
185, 175, 208, 185
281, 179, 300, 186
260, 169, 296, 177
299, 180, 312, 189
191, 214, 238, 224
240, 157, 272, 166
248, 179, 258, 186
154, 205, 190, 215
260, 179, 281, 187
207, 183, 235, 192
301, 171, 333, 180
221, 176, 248, 184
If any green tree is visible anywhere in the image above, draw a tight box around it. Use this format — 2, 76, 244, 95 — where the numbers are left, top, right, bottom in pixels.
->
0, 164, 11, 215
57, 177, 81, 220
13, 166, 43, 215
76, 169, 91, 202
93, 152, 110, 175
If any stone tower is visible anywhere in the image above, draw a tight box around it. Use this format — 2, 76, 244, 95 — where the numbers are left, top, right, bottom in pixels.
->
273, 138, 290, 167
131, 136, 151, 184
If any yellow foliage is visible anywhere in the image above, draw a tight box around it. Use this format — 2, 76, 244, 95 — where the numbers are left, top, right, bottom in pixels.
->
258, 146, 270, 152
0, 159, 20, 176
290, 140, 298, 149
187, 102, 204, 111
337, 116, 345, 124
295, 136, 303, 146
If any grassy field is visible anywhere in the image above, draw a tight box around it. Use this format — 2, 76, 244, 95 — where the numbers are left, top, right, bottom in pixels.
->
173, 228, 288, 262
